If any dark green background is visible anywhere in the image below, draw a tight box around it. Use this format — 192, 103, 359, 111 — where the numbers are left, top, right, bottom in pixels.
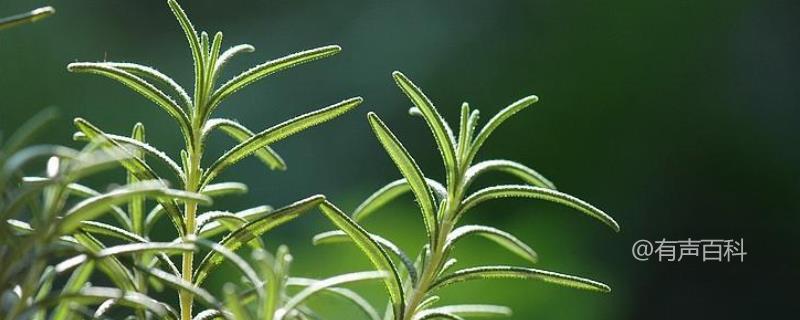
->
1, 0, 797, 318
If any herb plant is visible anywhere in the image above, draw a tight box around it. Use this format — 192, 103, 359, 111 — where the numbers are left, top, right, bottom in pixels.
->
63, 0, 384, 319
315, 72, 620, 320
1, 1, 619, 319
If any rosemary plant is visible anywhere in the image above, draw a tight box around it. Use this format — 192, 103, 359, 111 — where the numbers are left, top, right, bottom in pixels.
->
0, 110, 209, 319
314, 71, 620, 320
2, 1, 620, 318
65, 0, 372, 319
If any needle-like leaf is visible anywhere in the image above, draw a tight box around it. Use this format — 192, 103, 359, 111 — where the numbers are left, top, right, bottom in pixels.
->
73, 117, 188, 235
367, 112, 438, 243
51, 260, 95, 320
393, 71, 457, 185
464, 159, 555, 190
276, 271, 387, 320
99, 62, 193, 109
193, 195, 324, 286
209, 45, 342, 112
202, 97, 361, 185
352, 178, 446, 222
167, 0, 204, 110
446, 225, 538, 264
197, 205, 272, 238
73, 131, 186, 182
466, 95, 538, 165
317, 201, 405, 319
193, 238, 264, 306
0, 6, 54, 31
61, 181, 211, 234
199, 181, 248, 197
203, 118, 286, 171
422, 304, 512, 318
135, 266, 220, 309
286, 278, 382, 320
67, 63, 192, 138
313, 230, 418, 286
432, 266, 611, 293
51, 287, 174, 319
214, 44, 255, 74
459, 184, 619, 232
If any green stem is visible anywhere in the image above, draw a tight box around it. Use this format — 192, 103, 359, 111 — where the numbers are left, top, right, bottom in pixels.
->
180, 132, 203, 320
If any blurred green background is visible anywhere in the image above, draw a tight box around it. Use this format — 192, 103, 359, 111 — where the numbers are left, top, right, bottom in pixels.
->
1, 0, 798, 318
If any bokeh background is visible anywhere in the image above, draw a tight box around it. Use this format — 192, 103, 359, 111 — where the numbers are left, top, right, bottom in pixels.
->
1, 0, 798, 318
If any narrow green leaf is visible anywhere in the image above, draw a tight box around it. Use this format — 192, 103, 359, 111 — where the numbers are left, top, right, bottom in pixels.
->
73, 117, 187, 235
224, 284, 252, 320
100, 62, 192, 109
464, 109, 480, 152
193, 309, 225, 320
446, 225, 538, 264
135, 265, 220, 309
0, 107, 57, 158
317, 201, 405, 319
199, 181, 248, 197
0, 6, 54, 31
92, 299, 117, 318
195, 211, 247, 234
414, 311, 465, 320
314, 230, 418, 286
209, 45, 342, 111
51, 260, 95, 320
22, 177, 133, 229
197, 205, 272, 239
167, 0, 204, 110
203, 118, 286, 171
96, 242, 195, 258
249, 249, 280, 320
424, 305, 512, 318
459, 184, 619, 232
129, 123, 146, 236
71, 232, 137, 292
73, 131, 186, 182
416, 295, 440, 313
52, 287, 173, 319
286, 278, 381, 320
367, 112, 437, 243
464, 159, 555, 190
431, 266, 611, 293
206, 32, 224, 88
79, 221, 142, 243
67, 63, 192, 137
352, 178, 446, 222
456, 102, 470, 161
61, 181, 211, 234
214, 44, 255, 74
193, 238, 264, 304
202, 97, 361, 186
392, 71, 458, 185
276, 271, 387, 320
466, 95, 538, 165
193, 195, 324, 286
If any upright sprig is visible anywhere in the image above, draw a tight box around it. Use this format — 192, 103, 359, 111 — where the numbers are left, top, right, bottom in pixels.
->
67, 1, 362, 319
0, 110, 210, 320
315, 71, 620, 320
